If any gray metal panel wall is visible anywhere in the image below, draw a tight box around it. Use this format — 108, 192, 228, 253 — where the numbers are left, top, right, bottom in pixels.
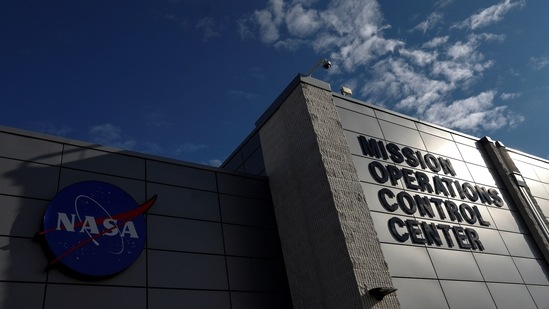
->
510, 151, 549, 222
0, 126, 291, 309
334, 94, 549, 309
222, 131, 266, 176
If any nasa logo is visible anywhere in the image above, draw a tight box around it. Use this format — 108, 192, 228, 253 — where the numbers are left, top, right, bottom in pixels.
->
41, 181, 157, 277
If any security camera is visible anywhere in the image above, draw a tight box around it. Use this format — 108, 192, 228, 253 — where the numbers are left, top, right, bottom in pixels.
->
307, 58, 332, 76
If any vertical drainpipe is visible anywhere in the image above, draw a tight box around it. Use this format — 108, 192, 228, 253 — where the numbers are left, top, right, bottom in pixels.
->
480, 136, 549, 264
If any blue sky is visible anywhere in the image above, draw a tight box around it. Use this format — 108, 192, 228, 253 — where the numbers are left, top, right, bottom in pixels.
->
1, 0, 548, 166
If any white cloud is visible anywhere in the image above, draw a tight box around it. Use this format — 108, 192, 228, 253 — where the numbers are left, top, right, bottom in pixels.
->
362, 28, 512, 132
88, 123, 136, 150
422, 36, 449, 49
433, 58, 493, 84
207, 159, 222, 167
412, 12, 444, 33
253, 0, 286, 43
530, 56, 549, 71
500, 92, 521, 100
31, 122, 72, 137
244, 0, 523, 133
196, 17, 222, 41
435, 0, 454, 10
322, 34, 403, 73
274, 38, 306, 51
321, 1, 405, 71
141, 142, 164, 155
174, 143, 207, 154
237, 18, 254, 40
424, 91, 524, 132
229, 90, 260, 101
425, 92, 493, 130
432, 35, 495, 84
246, 0, 402, 69
447, 40, 475, 59
285, 4, 321, 37
364, 57, 453, 114
87, 124, 213, 162
454, 0, 525, 30
254, 10, 279, 43
399, 48, 438, 67
469, 32, 505, 42
144, 110, 173, 128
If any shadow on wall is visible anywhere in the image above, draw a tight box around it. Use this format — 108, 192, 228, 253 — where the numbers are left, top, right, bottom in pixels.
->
0, 145, 140, 308
1, 149, 61, 308
1, 140, 294, 309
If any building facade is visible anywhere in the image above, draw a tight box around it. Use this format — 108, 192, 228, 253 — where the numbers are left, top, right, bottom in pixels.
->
224, 75, 549, 309
2, 75, 549, 308
0, 126, 291, 308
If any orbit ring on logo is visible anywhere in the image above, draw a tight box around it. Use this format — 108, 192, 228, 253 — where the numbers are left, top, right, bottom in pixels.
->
40, 181, 157, 277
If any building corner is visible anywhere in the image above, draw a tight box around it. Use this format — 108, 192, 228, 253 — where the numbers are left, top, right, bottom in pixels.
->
257, 76, 399, 308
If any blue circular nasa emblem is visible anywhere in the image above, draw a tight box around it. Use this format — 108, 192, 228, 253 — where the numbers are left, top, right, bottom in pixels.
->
42, 181, 156, 277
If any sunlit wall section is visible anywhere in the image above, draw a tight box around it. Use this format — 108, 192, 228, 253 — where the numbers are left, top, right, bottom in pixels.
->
334, 94, 549, 309
509, 151, 549, 222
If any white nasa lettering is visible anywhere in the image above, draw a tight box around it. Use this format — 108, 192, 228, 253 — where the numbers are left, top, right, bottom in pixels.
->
55, 212, 139, 238
103, 219, 119, 236
80, 216, 99, 234
57, 212, 76, 232
121, 221, 138, 238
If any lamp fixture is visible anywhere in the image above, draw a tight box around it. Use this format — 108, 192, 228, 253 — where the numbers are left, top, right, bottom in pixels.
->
307, 58, 331, 76
340, 86, 353, 96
